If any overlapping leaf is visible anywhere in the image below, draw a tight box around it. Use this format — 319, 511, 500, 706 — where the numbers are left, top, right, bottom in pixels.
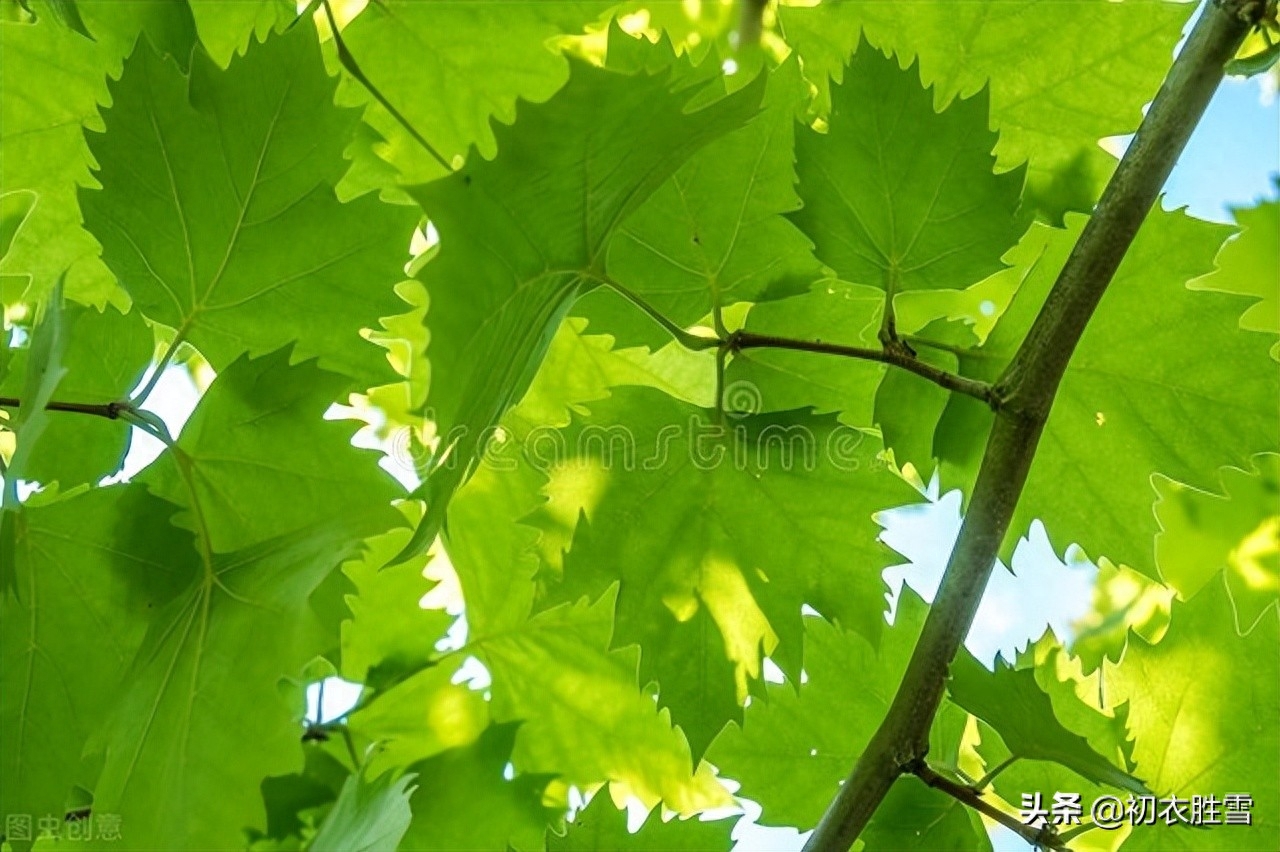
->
779, 0, 1192, 218
82, 23, 414, 388
533, 387, 916, 755
309, 766, 416, 852
141, 348, 402, 553
549, 788, 737, 851
446, 457, 732, 814
1155, 454, 1280, 632
936, 210, 1278, 576
948, 647, 1143, 792
1109, 578, 1280, 849
399, 724, 558, 852
82, 349, 402, 849
403, 52, 762, 559
708, 592, 928, 829
590, 57, 820, 345
0, 485, 193, 833
338, 1, 612, 185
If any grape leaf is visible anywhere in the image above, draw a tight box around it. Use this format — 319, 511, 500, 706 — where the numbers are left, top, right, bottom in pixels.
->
399, 723, 558, 852
948, 649, 1144, 793
0, 303, 151, 488
338, 0, 612, 185
400, 52, 763, 561
1192, 193, 1279, 346
778, 0, 1192, 218
446, 456, 733, 815
708, 591, 928, 829
0, 2, 118, 304
790, 41, 1025, 296
591, 57, 820, 345
346, 659, 489, 780
937, 210, 1279, 577
0, 485, 194, 834
0, 0, 198, 305
1109, 577, 1280, 849
88, 520, 377, 850
140, 347, 402, 554
81, 23, 414, 389
533, 387, 916, 756
309, 766, 415, 852
187, 0, 293, 67
861, 777, 991, 852
549, 787, 738, 851
1155, 454, 1280, 633
339, 506, 453, 687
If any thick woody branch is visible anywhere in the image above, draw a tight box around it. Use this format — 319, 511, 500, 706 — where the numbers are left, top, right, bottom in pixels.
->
804, 3, 1255, 849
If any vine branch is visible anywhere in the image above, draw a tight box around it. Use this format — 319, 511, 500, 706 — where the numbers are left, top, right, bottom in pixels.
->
732, 331, 997, 405
909, 761, 1071, 852
597, 276, 998, 405
0, 396, 129, 420
804, 3, 1255, 849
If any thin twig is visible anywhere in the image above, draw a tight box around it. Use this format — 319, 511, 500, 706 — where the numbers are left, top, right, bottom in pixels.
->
911, 762, 1071, 851
733, 331, 998, 405
0, 396, 128, 420
321, 0, 452, 173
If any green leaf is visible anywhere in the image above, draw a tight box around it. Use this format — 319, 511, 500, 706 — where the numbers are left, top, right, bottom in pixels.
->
1109, 577, 1280, 849
0, 303, 151, 488
589, 57, 820, 344
1226, 41, 1280, 78
791, 41, 1025, 297
89, 522, 376, 850
861, 777, 991, 852
337, 1, 612, 186
339, 506, 453, 687
1155, 454, 1280, 632
948, 649, 1144, 793
534, 387, 916, 756
549, 787, 738, 851
779, 0, 1192, 218
708, 591, 929, 829
140, 347, 402, 554
0, 485, 194, 832
399, 723, 558, 852
0, 189, 35, 264
82, 23, 415, 388
400, 52, 763, 561
188, 0, 293, 67
309, 767, 415, 852
1193, 193, 1279, 346
0, 0, 198, 305
446, 457, 734, 815
346, 659, 489, 779
938, 210, 1279, 577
